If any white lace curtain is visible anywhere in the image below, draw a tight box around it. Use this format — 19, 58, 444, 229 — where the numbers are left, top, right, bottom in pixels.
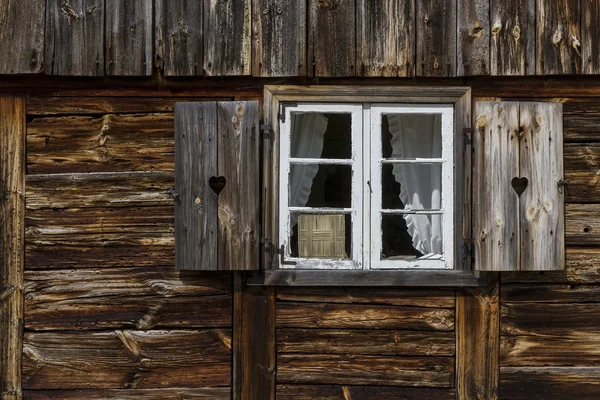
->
386, 114, 442, 256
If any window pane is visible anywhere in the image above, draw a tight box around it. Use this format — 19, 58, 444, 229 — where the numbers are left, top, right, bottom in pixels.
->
381, 163, 442, 210
382, 114, 442, 159
290, 164, 352, 208
289, 213, 351, 259
291, 113, 352, 159
380, 213, 443, 260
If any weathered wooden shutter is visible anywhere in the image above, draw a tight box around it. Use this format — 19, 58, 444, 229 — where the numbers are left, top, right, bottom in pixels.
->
474, 102, 564, 271
174, 101, 260, 271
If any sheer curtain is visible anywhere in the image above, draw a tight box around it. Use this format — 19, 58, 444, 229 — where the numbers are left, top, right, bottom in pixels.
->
289, 113, 328, 227
386, 114, 442, 256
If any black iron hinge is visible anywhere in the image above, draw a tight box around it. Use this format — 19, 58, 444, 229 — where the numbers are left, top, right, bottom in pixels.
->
260, 122, 274, 151
463, 127, 473, 149
463, 237, 474, 265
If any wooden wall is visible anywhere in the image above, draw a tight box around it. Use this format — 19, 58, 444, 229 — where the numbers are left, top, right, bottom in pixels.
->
2, 0, 600, 77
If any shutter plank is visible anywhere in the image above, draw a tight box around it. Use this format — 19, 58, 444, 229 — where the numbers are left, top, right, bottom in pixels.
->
357, 0, 415, 77
106, 0, 153, 76
217, 102, 260, 271
519, 102, 565, 271
582, 0, 600, 74
45, 0, 105, 76
416, 0, 456, 77
175, 103, 218, 271
474, 102, 520, 271
457, 0, 489, 76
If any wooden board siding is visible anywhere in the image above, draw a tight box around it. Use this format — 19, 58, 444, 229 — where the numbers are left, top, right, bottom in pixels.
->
457, 0, 489, 76
416, 0, 456, 77
23, 388, 231, 400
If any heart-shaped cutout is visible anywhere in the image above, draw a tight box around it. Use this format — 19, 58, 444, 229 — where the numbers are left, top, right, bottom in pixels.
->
511, 177, 528, 196
209, 176, 227, 195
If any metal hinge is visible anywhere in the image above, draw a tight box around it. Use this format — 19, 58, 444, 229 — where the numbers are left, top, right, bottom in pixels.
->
278, 245, 297, 266
261, 237, 276, 265
260, 122, 274, 152
278, 102, 298, 123
463, 127, 473, 148
463, 237, 474, 265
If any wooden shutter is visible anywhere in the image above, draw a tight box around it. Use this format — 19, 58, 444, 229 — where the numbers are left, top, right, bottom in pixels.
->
175, 101, 260, 271
474, 101, 564, 271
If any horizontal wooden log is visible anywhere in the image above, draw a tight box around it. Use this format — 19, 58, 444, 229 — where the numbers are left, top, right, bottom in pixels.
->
276, 302, 454, 331
277, 354, 454, 387
503, 283, 600, 303
22, 330, 231, 389
566, 204, 600, 245
23, 388, 231, 399
501, 302, 600, 335
276, 385, 456, 400
565, 143, 600, 202
276, 288, 455, 308
24, 268, 231, 330
27, 114, 174, 174
277, 329, 454, 356
500, 367, 600, 399
26, 172, 173, 210
565, 114, 600, 142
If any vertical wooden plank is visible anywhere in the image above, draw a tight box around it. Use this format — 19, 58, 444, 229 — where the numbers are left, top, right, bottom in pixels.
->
174, 102, 218, 271
45, 0, 105, 76
416, 0, 457, 77
457, 0, 490, 76
217, 101, 260, 271
308, 0, 356, 77
0, 98, 25, 400
582, 0, 600, 74
474, 102, 520, 271
0, 0, 45, 74
155, 0, 203, 76
263, 89, 279, 270
356, 0, 415, 77
519, 102, 565, 271
106, 0, 153, 76
456, 280, 500, 399
536, 0, 581, 75
252, 0, 307, 77
490, 0, 535, 76
204, 0, 251, 76
454, 90, 472, 271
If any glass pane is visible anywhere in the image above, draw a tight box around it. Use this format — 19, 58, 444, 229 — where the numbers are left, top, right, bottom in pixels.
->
291, 113, 352, 159
289, 213, 351, 259
381, 114, 442, 159
381, 214, 443, 260
381, 164, 442, 210
289, 164, 352, 208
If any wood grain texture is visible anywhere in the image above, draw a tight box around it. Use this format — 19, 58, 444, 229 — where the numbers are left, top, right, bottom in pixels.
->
357, 0, 414, 77
155, 0, 203, 76
24, 268, 231, 330
503, 283, 600, 303
23, 388, 231, 399
106, 0, 153, 76
500, 367, 600, 399
0, 0, 45, 74
276, 385, 456, 400
45, 0, 105, 76
566, 204, 600, 245
501, 302, 600, 334
519, 102, 565, 271
203, 0, 251, 76
536, 0, 581, 75
565, 143, 600, 202
416, 0, 456, 77
457, 0, 489, 76
22, 330, 232, 389
582, 0, 600, 74
252, 0, 307, 77
175, 102, 217, 271
474, 102, 520, 271
0, 98, 25, 400
490, 0, 535, 76
309, 0, 356, 77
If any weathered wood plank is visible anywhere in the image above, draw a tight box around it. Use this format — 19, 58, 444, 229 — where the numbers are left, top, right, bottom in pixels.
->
45, 0, 105, 76
566, 204, 600, 245
416, 0, 456, 77
252, 0, 307, 77
217, 102, 260, 271
564, 143, 600, 202
277, 354, 454, 387
582, 0, 600, 74
276, 385, 456, 400
357, 0, 414, 77
536, 0, 581, 75
501, 302, 600, 334
503, 283, 600, 303
277, 329, 455, 356
564, 113, 600, 142
457, 0, 489, 76
24, 268, 231, 330
500, 367, 600, 399
23, 388, 231, 400
0, 98, 25, 400
22, 330, 231, 389
203, 0, 251, 76
106, 0, 153, 76
308, 0, 356, 77
27, 114, 174, 174
155, 0, 203, 76
474, 102, 520, 271
490, 0, 535, 76
0, 0, 45, 74
276, 302, 454, 331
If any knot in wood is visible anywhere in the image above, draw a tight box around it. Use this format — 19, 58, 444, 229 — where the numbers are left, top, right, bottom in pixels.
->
469, 24, 485, 38
552, 29, 562, 45
317, 0, 341, 10
512, 25, 520, 41
491, 21, 501, 35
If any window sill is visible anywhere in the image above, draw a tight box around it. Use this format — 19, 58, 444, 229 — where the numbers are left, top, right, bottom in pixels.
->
246, 269, 486, 287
